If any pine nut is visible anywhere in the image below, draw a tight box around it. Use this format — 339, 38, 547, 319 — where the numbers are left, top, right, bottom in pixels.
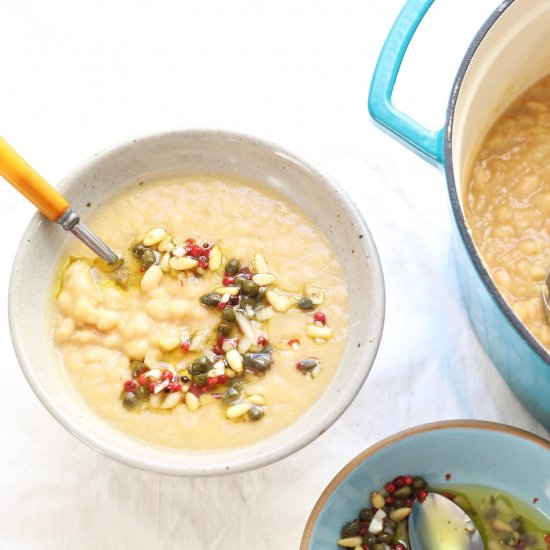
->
248, 394, 266, 405
492, 519, 514, 533
160, 392, 181, 409
225, 367, 237, 378
306, 324, 333, 340
169, 256, 198, 271
149, 393, 162, 409
143, 227, 167, 246
389, 507, 412, 522
337, 537, 363, 548
208, 245, 222, 270
157, 237, 174, 253
252, 273, 276, 286
141, 264, 163, 292
226, 349, 243, 373
254, 253, 269, 273
185, 392, 200, 412
371, 491, 385, 509
172, 246, 186, 257
226, 402, 251, 419
266, 289, 290, 312
160, 252, 171, 273
215, 286, 240, 296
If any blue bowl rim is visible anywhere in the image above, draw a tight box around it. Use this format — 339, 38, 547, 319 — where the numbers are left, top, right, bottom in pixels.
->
300, 419, 550, 548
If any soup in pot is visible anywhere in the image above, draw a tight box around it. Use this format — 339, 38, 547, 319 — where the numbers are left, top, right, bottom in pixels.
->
465, 73, 550, 350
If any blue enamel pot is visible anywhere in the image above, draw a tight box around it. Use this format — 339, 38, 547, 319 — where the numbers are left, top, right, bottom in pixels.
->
369, 0, 550, 429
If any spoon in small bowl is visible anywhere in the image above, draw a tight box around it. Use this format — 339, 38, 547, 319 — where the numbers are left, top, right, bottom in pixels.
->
408, 492, 484, 550
0, 137, 118, 264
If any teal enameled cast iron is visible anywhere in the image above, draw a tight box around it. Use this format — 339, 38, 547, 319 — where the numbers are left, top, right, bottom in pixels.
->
369, 0, 550, 428
300, 421, 550, 549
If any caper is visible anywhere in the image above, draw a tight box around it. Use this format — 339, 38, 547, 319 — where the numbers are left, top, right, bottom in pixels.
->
377, 532, 393, 544
299, 358, 319, 372
225, 258, 240, 276
297, 296, 314, 310
374, 543, 387, 550
198, 355, 212, 368
222, 307, 236, 322
359, 508, 374, 522
243, 280, 259, 297
130, 359, 145, 371
362, 533, 377, 546
193, 374, 207, 387
200, 293, 221, 307
251, 354, 272, 372
413, 476, 428, 489
386, 520, 397, 531
228, 377, 244, 389
217, 322, 232, 337
222, 386, 240, 403
240, 296, 256, 309
132, 243, 145, 257
394, 486, 412, 498
189, 357, 212, 375
341, 521, 358, 538
141, 248, 157, 268
135, 385, 149, 400
248, 406, 264, 421
122, 391, 139, 410
256, 287, 267, 302
233, 276, 246, 290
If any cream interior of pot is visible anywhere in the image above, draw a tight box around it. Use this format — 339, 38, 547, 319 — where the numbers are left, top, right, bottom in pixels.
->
451, 0, 550, 201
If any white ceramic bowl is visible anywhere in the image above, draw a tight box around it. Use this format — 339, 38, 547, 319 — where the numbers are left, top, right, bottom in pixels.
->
9, 130, 385, 476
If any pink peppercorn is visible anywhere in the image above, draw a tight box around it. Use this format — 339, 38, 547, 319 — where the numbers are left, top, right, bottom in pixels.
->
124, 380, 136, 392
313, 311, 326, 325
169, 381, 182, 393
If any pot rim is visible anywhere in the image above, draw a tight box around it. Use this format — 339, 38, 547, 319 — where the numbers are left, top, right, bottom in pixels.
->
299, 418, 550, 549
443, 0, 550, 366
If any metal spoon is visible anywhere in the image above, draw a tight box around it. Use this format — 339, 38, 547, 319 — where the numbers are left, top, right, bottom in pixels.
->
408, 492, 484, 550
543, 271, 550, 322
0, 137, 117, 264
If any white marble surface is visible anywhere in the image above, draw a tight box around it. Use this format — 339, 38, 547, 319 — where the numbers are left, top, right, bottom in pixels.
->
1, 1, 548, 548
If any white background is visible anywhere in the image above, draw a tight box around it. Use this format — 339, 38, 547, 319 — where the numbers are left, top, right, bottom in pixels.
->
1, 1, 548, 548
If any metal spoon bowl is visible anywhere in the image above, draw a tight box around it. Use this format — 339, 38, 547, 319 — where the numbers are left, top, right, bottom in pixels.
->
408, 492, 484, 550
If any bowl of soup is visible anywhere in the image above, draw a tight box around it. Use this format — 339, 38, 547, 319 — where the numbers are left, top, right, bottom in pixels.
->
369, 0, 550, 428
301, 420, 550, 549
8, 130, 385, 475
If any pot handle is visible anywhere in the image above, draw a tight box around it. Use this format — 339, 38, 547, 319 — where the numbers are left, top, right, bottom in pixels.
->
368, 0, 444, 167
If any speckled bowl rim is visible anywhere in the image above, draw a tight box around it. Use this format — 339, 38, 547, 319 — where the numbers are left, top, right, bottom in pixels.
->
8, 129, 386, 476
300, 419, 550, 548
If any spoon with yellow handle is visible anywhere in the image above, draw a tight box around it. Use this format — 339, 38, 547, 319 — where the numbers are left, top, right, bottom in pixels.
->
0, 137, 118, 264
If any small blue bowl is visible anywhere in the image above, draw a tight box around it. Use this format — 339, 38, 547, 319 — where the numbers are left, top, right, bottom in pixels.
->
300, 420, 550, 549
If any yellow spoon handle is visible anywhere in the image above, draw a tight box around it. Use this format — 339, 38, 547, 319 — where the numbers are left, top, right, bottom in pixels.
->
0, 137, 69, 221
